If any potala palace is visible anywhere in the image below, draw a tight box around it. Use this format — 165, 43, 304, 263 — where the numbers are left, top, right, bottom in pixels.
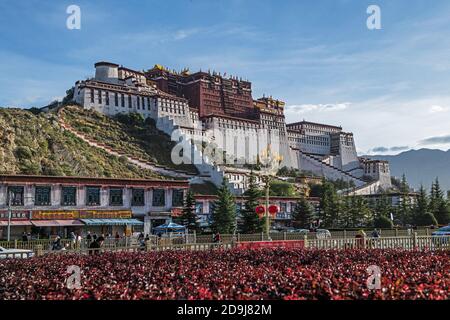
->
73, 61, 391, 195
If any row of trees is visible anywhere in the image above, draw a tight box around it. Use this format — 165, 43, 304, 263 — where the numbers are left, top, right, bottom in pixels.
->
301, 176, 450, 229
175, 174, 264, 234
176, 173, 450, 234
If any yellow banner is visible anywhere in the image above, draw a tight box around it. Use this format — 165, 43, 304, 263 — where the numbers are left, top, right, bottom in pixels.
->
32, 210, 132, 220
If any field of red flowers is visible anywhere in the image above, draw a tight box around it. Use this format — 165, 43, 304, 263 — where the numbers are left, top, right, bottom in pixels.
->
0, 248, 448, 300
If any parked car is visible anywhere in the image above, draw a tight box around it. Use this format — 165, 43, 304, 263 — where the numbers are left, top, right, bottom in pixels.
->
432, 225, 450, 236
0, 246, 34, 259
315, 229, 331, 239
288, 229, 309, 234
432, 225, 450, 245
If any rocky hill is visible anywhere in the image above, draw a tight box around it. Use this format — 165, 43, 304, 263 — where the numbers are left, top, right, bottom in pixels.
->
0, 106, 195, 179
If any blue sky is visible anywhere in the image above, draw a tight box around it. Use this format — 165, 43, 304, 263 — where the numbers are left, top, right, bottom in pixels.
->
2, 0, 450, 154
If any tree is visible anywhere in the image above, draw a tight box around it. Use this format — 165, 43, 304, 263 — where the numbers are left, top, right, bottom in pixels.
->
179, 189, 198, 232
211, 178, 236, 234
343, 195, 373, 228
292, 196, 316, 229
435, 200, 450, 225
240, 173, 264, 233
429, 178, 444, 213
373, 193, 393, 220
269, 180, 297, 197
318, 179, 342, 228
412, 186, 436, 226
374, 215, 394, 229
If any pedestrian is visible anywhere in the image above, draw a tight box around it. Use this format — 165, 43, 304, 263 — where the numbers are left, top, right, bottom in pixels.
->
52, 236, 62, 251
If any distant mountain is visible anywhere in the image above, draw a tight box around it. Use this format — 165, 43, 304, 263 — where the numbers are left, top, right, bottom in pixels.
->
366, 149, 450, 192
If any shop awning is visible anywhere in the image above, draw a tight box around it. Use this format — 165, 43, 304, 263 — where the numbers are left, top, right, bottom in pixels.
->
31, 220, 84, 227
54, 220, 84, 227
80, 219, 143, 226
0, 220, 33, 226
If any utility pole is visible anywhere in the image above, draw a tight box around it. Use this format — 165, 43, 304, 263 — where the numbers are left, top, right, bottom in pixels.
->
7, 190, 12, 242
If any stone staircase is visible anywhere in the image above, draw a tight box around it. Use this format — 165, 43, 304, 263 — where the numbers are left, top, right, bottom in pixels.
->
299, 151, 365, 187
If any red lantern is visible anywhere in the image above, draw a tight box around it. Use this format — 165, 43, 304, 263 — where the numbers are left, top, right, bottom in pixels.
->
255, 205, 265, 218
268, 205, 279, 216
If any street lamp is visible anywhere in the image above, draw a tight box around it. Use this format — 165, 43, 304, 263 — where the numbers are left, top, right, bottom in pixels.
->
258, 144, 283, 240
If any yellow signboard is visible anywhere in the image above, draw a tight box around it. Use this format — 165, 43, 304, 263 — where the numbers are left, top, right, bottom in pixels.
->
32, 210, 132, 220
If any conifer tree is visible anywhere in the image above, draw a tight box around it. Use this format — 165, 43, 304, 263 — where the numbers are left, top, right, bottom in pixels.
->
318, 180, 342, 228
292, 196, 316, 229
413, 185, 437, 226
211, 178, 236, 234
240, 172, 264, 233
179, 189, 198, 231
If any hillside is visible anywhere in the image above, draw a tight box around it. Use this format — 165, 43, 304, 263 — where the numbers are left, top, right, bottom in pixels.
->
60, 106, 197, 175
0, 107, 177, 179
367, 149, 450, 191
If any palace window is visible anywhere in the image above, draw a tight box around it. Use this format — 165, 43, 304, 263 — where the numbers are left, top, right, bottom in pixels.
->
86, 186, 101, 206
98, 90, 102, 104
131, 188, 145, 206
147, 97, 151, 110
121, 94, 125, 107
115, 93, 118, 106
105, 91, 109, 105
61, 186, 77, 206
195, 202, 203, 215
35, 186, 51, 206
7, 186, 24, 206
142, 96, 145, 109
137, 95, 140, 109
128, 95, 132, 108
152, 189, 165, 207
172, 189, 184, 207
90, 89, 94, 103
109, 188, 123, 206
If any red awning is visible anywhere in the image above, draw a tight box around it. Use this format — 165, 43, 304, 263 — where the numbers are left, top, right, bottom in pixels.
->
0, 220, 33, 226
31, 220, 84, 227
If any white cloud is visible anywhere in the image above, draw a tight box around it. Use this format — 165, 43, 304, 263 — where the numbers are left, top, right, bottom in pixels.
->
285, 102, 350, 114
429, 105, 448, 113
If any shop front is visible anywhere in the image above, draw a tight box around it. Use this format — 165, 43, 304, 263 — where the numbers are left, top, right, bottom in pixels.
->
0, 210, 33, 240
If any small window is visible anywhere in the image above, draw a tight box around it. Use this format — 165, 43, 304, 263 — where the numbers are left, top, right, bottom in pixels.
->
61, 186, 77, 206
8, 186, 24, 206
105, 91, 110, 105
195, 202, 203, 214
86, 186, 101, 206
121, 94, 125, 107
115, 93, 118, 106
90, 89, 94, 103
172, 189, 184, 207
98, 90, 102, 104
35, 186, 51, 206
131, 188, 145, 206
109, 188, 123, 206
152, 189, 165, 207
137, 95, 140, 109
128, 95, 132, 108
